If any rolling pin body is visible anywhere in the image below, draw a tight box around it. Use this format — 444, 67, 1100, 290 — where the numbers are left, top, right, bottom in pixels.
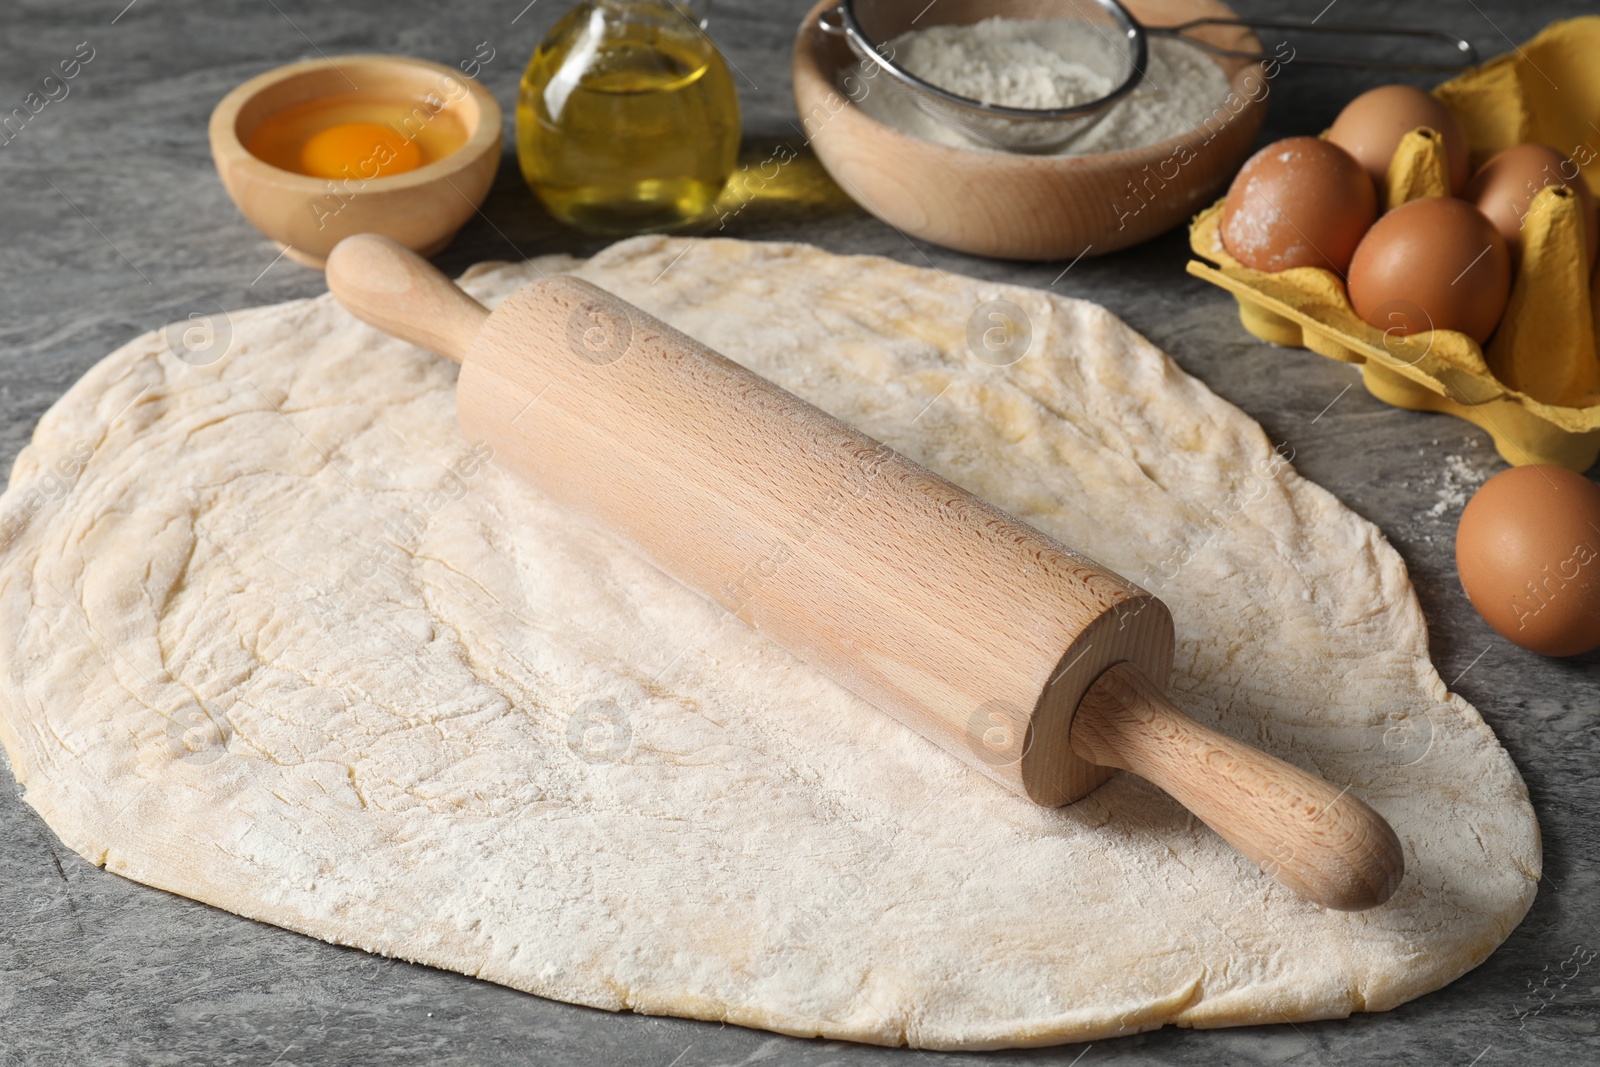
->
326, 236, 1404, 910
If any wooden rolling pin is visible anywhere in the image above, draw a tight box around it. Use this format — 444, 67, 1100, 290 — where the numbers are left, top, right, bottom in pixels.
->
326, 235, 1404, 911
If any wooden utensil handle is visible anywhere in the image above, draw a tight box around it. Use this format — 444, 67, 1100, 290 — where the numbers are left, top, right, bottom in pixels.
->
1071, 663, 1404, 910
325, 235, 490, 364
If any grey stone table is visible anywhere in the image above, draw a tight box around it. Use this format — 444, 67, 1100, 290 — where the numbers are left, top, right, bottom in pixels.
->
1, 0, 1595, 1063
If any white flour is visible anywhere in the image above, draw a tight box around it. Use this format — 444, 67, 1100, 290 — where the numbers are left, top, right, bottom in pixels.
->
1425, 451, 1490, 519
891, 17, 1115, 110
854, 19, 1232, 156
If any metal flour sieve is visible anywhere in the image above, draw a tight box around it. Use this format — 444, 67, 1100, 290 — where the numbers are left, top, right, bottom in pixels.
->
820, 0, 1480, 154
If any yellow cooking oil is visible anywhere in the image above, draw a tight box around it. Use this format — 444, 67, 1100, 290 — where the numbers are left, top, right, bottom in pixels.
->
245, 93, 469, 180
516, 0, 741, 235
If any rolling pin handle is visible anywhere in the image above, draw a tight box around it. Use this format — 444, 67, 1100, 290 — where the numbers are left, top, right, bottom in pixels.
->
1070, 663, 1405, 911
325, 234, 490, 364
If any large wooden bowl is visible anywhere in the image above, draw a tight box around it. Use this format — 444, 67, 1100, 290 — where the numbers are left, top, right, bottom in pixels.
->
792, 0, 1268, 260
209, 55, 502, 269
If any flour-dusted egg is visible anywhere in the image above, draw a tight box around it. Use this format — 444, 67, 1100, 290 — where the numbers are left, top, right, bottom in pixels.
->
1347, 197, 1511, 344
1456, 465, 1600, 656
1220, 137, 1377, 274
1465, 142, 1599, 269
1328, 84, 1470, 194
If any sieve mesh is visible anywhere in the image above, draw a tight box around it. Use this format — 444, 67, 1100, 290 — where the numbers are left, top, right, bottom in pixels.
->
825, 0, 1149, 154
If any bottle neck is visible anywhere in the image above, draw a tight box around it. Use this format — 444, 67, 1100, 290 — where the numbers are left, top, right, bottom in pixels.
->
593, 0, 711, 29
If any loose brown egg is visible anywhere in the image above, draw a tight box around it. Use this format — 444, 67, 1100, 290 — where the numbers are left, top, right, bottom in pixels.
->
1456, 465, 1600, 657
1465, 142, 1599, 269
1327, 84, 1470, 194
1221, 137, 1377, 274
1347, 197, 1511, 343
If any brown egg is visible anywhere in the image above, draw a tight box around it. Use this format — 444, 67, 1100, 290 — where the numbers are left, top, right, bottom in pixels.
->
1456, 465, 1600, 657
1346, 197, 1511, 343
1465, 142, 1600, 269
1327, 84, 1471, 194
1220, 137, 1377, 274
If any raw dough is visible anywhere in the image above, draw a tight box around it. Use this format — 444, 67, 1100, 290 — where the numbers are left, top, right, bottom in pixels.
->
0, 237, 1539, 1049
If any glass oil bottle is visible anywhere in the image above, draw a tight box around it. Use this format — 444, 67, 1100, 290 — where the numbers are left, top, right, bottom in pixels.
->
516, 0, 741, 235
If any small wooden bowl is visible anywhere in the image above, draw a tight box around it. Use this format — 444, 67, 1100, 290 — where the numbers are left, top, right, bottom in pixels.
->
209, 55, 502, 269
792, 0, 1267, 260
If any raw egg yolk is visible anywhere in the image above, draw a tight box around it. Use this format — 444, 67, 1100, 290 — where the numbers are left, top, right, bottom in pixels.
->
298, 123, 423, 181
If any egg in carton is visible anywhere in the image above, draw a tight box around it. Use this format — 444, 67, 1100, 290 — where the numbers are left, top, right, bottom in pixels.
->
1186, 16, 1600, 472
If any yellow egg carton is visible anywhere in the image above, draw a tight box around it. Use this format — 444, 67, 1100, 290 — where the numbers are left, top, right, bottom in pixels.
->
1186, 16, 1600, 472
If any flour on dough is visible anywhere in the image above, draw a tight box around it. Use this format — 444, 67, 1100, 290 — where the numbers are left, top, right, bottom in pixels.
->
0, 237, 1539, 1049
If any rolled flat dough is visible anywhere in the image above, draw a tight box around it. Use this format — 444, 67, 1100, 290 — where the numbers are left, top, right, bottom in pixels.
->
0, 237, 1538, 1049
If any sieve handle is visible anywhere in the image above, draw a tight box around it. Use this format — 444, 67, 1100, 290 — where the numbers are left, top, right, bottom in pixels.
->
1155, 18, 1479, 72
